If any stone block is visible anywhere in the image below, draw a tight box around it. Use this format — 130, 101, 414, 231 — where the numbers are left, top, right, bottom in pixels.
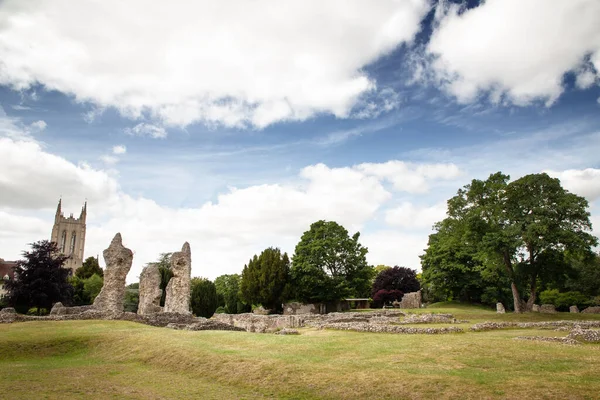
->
569, 305, 579, 313
539, 304, 557, 313
496, 302, 505, 313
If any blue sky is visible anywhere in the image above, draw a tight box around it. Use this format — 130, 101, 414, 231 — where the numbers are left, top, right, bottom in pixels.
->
1, 0, 599, 282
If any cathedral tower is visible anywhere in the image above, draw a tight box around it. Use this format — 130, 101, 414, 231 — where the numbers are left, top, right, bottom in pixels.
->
50, 199, 87, 273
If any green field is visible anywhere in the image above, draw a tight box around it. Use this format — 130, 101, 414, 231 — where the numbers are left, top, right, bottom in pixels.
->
1, 304, 599, 399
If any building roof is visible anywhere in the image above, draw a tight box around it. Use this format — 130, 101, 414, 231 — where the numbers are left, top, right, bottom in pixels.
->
0, 258, 18, 280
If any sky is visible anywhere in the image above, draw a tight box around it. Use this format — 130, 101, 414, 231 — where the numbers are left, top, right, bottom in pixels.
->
1, 0, 599, 283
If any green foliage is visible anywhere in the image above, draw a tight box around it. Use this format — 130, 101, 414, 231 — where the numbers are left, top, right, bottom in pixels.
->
5, 240, 73, 313
215, 306, 227, 314
84, 274, 104, 302
191, 278, 219, 318
75, 256, 104, 279
214, 274, 249, 314
124, 288, 139, 313
290, 220, 374, 303
565, 252, 600, 297
70, 273, 104, 305
539, 289, 591, 311
422, 172, 597, 312
240, 248, 289, 310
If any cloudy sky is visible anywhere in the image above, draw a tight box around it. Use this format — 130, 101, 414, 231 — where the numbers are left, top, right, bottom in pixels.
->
1, 0, 599, 282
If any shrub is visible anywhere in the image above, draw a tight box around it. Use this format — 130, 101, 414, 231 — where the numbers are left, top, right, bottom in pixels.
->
539, 289, 591, 311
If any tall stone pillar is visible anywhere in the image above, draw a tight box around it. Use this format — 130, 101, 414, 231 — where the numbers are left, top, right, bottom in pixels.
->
138, 263, 163, 315
163, 242, 192, 315
93, 233, 133, 313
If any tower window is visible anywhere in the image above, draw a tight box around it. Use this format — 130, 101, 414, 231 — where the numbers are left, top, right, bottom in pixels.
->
70, 232, 77, 254
61, 230, 67, 253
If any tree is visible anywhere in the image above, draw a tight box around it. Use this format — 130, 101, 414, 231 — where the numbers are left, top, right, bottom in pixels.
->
240, 247, 289, 311
75, 256, 103, 279
191, 278, 218, 318
124, 283, 139, 313
371, 266, 420, 307
425, 172, 596, 312
84, 274, 104, 302
290, 220, 374, 303
4, 240, 73, 314
214, 274, 249, 314
70, 273, 104, 305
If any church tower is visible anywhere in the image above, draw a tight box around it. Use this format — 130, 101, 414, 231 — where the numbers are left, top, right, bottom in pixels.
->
50, 199, 87, 273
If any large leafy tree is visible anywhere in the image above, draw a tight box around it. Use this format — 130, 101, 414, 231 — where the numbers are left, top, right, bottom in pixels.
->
426, 172, 596, 312
214, 274, 249, 314
240, 247, 289, 310
191, 278, 218, 318
75, 256, 104, 279
290, 220, 374, 303
4, 240, 73, 314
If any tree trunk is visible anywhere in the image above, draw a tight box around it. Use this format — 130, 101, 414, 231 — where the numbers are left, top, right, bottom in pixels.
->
510, 282, 523, 313
503, 250, 523, 313
526, 273, 538, 312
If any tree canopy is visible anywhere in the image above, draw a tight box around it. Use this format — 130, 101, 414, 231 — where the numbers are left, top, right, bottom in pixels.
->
191, 277, 218, 318
371, 266, 420, 306
214, 274, 249, 314
4, 240, 73, 314
240, 247, 289, 310
422, 172, 597, 312
290, 220, 374, 303
75, 256, 103, 279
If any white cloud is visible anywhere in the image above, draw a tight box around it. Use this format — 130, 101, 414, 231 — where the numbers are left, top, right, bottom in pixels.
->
385, 202, 447, 229
357, 161, 462, 193
0, 137, 120, 209
426, 0, 600, 106
99, 154, 118, 165
351, 88, 401, 119
361, 230, 427, 271
112, 145, 126, 155
29, 120, 47, 131
545, 168, 600, 202
0, 0, 430, 129
125, 123, 167, 139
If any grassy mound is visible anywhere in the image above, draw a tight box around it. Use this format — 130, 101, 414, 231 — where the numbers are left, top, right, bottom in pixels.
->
1, 306, 599, 399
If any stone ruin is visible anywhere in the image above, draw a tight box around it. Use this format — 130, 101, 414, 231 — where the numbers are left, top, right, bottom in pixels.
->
93, 233, 133, 313
570, 305, 579, 313
163, 242, 192, 315
539, 304, 557, 314
399, 290, 422, 309
496, 303, 506, 313
137, 263, 163, 315
0, 235, 243, 333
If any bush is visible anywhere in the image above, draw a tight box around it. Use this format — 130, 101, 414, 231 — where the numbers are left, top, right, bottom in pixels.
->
215, 306, 227, 314
539, 289, 591, 311
26, 307, 49, 315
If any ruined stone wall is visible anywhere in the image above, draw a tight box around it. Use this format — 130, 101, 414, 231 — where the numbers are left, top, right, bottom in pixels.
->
399, 290, 422, 309
163, 243, 192, 315
138, 263, 163, 315
92, 233, 133, 313
283, 302, 319, 315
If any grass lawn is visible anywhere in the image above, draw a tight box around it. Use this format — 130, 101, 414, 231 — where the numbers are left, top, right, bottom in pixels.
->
1, 305, 599, 399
